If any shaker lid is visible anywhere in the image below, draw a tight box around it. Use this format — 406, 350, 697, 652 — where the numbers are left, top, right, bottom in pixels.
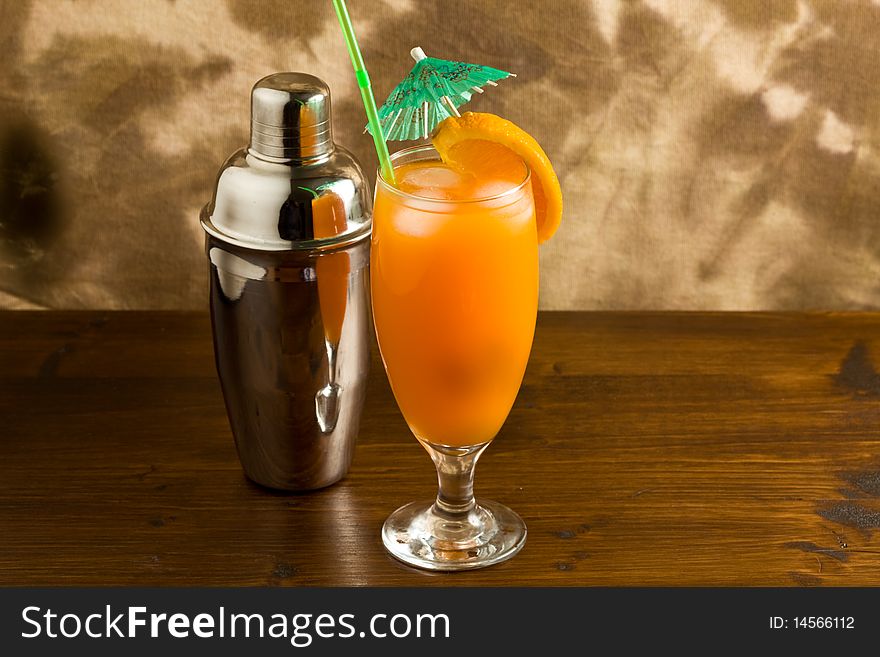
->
251, 72, 333, 161
201, 72, 372, 252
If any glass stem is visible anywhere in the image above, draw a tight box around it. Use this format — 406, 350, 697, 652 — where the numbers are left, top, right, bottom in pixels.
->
422, 441, 490, 519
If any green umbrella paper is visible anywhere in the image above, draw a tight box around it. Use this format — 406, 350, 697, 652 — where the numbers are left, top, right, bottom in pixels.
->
368, 47, 515, 141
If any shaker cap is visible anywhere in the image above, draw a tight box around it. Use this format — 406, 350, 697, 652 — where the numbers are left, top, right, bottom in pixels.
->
250, 72, 333, 160
200, 73, 372, 252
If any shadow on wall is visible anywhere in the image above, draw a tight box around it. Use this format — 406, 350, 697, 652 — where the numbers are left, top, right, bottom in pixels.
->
1, 18, 234, 308
549, 0, 880, 309
692, 0, 880, 308
0, 115, 63, 306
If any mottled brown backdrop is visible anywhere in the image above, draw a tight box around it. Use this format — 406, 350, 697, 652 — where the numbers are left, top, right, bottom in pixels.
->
1, 0, 879, 310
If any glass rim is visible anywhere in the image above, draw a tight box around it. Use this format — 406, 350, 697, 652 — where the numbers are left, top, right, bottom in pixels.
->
375, 144, 531, 205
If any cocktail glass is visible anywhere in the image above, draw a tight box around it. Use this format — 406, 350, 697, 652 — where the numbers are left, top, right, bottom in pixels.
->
371, 144, 537, 570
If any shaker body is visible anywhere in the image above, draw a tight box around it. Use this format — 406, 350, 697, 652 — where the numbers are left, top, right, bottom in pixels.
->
207, 236, 370, 490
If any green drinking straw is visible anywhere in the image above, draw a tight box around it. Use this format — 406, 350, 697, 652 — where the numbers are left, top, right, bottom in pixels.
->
331, 0, 397, 185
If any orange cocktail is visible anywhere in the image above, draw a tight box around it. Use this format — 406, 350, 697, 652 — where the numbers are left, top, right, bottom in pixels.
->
372, 145, 537, 447
374, 113, 562, 572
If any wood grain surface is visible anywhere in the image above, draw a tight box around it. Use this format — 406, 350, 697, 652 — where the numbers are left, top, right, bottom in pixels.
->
2, 311, 880, 586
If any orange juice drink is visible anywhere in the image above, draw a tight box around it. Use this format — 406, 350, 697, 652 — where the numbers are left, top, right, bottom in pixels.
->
372, 112, 562, 572
371, 144, 538, 447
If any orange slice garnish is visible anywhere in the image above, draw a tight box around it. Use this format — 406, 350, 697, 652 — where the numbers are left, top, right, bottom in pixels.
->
432, 112, 563, 243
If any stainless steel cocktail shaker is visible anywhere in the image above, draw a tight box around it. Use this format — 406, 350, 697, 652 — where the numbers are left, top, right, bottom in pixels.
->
201, 72, 371, 490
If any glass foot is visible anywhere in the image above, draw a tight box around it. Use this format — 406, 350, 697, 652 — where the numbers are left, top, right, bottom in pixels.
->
382, 498, 527, 571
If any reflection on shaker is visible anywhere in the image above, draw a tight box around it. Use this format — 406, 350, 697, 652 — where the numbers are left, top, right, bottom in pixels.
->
309, 186, 351, 433
208, 248, 267, 301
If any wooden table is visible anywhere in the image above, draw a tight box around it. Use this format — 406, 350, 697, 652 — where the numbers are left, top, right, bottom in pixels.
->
1, 311, 879, 586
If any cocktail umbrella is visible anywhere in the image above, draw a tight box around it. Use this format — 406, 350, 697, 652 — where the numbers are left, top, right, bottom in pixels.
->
369, 47, 515, 141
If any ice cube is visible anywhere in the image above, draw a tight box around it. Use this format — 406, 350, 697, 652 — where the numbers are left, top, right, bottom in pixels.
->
397, 163, 471, 200
470, 175, 525, 199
